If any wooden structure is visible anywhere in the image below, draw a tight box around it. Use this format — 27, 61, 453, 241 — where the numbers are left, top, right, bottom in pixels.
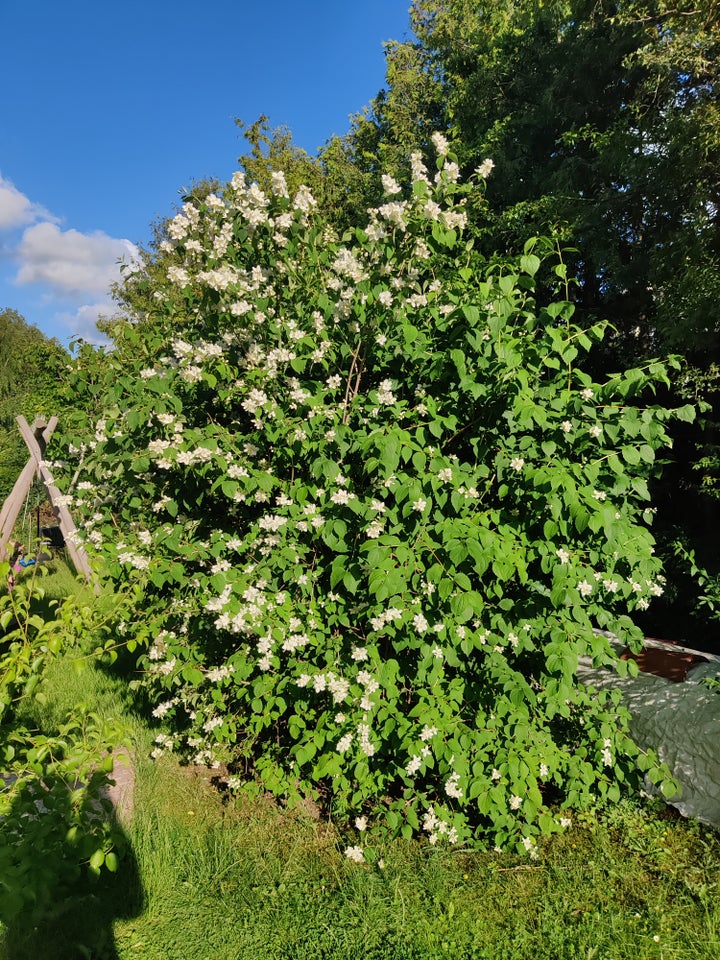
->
0, 416, 94, 582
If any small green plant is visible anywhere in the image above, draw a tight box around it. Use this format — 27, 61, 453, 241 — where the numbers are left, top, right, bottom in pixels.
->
0, 560, 125, 923
672, 540, 720, 624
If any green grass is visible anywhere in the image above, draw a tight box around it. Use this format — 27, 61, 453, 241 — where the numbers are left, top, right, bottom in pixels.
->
7, 770, 719, 960
1, 553, 95, 623
2, 577, 720, 959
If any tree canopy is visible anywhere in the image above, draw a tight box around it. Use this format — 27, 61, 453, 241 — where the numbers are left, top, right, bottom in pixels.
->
0, 309, 67, 501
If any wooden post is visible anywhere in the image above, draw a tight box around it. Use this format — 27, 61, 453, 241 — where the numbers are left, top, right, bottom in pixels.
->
0, 417, 57, 562
15, 416, 95, 583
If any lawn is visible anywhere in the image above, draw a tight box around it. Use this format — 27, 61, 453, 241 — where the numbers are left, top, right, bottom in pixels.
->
2, 563, 720, 960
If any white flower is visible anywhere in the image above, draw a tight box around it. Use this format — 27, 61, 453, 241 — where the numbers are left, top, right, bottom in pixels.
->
581, 388, 594, 400
510, 457, 524, 471
331, 489, 355, 505
577, 580, 593, 597
293, 184, 317, 214
377, 379, 396, 405
410, 151, 430, 184
412, 497, 427, 512
420, 725, 437, 742
589, 425, 602, 439
336, 733, 353, 753
556, 548, 570, 564
357, 723, 376, 757
509, 795, 522, 810
206, 665, 232, 682
344, 845, 364, 863
445, 772, 463, 799
437, 160, 460, 183
405, 755, 422, 776
413, 613, 429, 634
561, 420, 573, 433
270, 170, 289, 197
381, 174, 402, 195
167, 265, 190, 286
431, 131, 450, 156
378, 290, 393, 308
475, 158, 494, 179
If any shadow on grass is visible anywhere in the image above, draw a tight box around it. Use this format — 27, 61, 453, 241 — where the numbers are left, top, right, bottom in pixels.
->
1, 825, 143, 960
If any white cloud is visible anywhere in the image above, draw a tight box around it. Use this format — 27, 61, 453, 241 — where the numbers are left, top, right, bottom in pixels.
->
56, 301, 117, 344
0, 175, 55, 230
16, 222, 139, 295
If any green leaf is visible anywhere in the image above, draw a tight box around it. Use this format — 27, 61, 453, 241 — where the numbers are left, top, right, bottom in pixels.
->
674, 404, 695, 423
520, 254, 541, 276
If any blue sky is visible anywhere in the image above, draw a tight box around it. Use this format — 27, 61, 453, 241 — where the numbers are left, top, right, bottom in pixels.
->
0, 0, 413, 347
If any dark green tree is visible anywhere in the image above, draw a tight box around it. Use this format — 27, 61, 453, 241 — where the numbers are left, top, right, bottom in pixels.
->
360, 0, 718, 360
0, 309, 68, 501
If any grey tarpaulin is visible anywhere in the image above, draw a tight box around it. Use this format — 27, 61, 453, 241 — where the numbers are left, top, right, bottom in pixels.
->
578, 638, 720, 829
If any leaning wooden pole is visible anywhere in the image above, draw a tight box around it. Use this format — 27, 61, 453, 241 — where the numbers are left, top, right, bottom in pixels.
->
0, 417, 58, 562
15, 416, 95, 583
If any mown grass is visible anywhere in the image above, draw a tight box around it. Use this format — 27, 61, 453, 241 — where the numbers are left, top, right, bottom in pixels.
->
2, 566, 720, 959
0, 551, 96, 622
9, 766, 719, 960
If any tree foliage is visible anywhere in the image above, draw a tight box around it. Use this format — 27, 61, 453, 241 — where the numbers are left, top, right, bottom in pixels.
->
330, 0, 720, 640
0, 309, 68, 502
389, 0, 720, 358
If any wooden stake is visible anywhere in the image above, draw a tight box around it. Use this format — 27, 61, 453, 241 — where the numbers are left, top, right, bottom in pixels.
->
0, 418, 57, 562
15, 416, 95, 583
0, 416, 95, 585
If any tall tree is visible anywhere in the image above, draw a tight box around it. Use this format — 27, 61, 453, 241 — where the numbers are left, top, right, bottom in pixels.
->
0, 309, 67, 501
350, 0, 720, 360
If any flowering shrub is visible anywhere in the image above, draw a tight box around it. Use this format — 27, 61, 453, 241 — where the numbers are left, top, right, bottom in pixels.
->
62, 137, 689, 856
